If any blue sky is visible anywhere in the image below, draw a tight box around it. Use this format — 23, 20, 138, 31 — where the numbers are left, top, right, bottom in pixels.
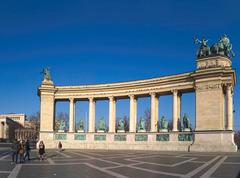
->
0, 0, 240, 129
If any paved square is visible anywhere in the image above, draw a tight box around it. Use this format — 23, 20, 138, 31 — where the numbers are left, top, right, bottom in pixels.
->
0, 149, 240, 178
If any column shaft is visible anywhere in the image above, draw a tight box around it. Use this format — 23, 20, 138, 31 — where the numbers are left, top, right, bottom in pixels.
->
227, 86, 233, 130
69, 98, 76, 132
177, 93, 181, 130
109, 97, 116, 133
129, 95, 137, 132
88, 98, 96, 132
151, 93, 159, 132
172, 90, 178, 131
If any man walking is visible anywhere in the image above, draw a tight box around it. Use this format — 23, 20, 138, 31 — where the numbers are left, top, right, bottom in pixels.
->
11, 139, 19, 164
24, 139, 31, 161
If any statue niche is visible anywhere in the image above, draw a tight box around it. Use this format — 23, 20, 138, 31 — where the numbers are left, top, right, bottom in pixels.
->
117, 118, 125, 133
97, 117, 106, 133
138, 117, 146, 132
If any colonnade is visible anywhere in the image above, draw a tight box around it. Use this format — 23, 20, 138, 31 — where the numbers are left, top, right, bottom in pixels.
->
56, 87, 234, 133
61, 92, 180, 133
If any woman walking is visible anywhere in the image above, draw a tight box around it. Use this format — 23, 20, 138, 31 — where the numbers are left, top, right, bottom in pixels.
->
18, 141, 25, 163
39, 141, 45, 161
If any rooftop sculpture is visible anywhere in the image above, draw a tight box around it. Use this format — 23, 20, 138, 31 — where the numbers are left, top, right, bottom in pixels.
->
41, 67, 51, 81
194, 34, 235, 59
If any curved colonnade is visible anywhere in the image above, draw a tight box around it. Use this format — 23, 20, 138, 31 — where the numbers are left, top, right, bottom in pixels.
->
38, 56, 237, 152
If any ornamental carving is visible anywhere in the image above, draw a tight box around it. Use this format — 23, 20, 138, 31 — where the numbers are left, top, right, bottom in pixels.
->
195, 83, 222, 91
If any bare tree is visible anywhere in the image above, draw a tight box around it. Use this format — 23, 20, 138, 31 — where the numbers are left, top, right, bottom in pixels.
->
26, 112, 40, 140
144, 108, 151, 132
123, 115, 129, 132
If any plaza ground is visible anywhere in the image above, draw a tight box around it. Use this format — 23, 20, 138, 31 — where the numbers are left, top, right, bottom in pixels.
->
0, 147, 240, 178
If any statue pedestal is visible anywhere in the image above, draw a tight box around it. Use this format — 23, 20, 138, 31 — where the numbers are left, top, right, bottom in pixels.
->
77, 130, 84, 133
117, 130, 125, 133
58, 130, 65, 133
138, 130, 146, 133
159, 129, 168, 132
183, 128, 191, 132
196, 55, 231, 70
190, 131, 237, 152
97, 130, 105, 133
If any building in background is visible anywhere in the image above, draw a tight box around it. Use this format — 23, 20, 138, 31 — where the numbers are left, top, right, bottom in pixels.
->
0, 114, 39, 142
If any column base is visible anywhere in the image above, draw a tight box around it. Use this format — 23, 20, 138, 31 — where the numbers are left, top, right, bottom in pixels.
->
190, 131, 237, 152
77, 130, 84, 133
97, 130, 105, 133
159, 129, 168, 132
137, 130, 146, 133
117, 130, 125, 133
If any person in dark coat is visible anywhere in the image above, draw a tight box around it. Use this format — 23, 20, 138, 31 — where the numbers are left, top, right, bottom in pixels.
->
39, 141, 45, 161
11, 139, 19, 164
24, 139, 31, 161
58, 141, 62, 152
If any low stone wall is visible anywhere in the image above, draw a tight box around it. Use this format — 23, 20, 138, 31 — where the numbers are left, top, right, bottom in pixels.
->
38, 132, 193, 151
37, 131, 237, 152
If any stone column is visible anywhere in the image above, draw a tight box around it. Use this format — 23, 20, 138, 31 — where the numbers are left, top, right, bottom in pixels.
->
150, 93, 159, 132
177, 93, 182, 129
129, 95, 137, 132
39, 81, 55, 132
226, 85, 233, 130
88, 97, 96, 133
69, 98, 76, 133
108, 96, 116, 133
172, 90, 178, 131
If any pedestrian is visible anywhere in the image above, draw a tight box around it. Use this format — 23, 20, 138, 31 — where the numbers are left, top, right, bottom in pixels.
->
24, 139, 31, 161
39, 141, 45, 161
18, 141, 25, 164
11, 139, 19, 164
58, 141, 62, 152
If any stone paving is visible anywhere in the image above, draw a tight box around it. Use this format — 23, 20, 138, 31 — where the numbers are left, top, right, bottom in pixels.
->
0, 149, 240, 178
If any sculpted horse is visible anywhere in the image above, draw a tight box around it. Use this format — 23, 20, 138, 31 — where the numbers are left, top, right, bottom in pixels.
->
210, 34, 235, 58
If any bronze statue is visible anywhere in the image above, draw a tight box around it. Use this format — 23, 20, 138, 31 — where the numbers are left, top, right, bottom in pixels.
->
59, 120, 66, 130
194, 34, 235, 59
194, 37, 211, 57
97, 117, 105, 131
78, 119, 84, 130
41, 67, 51, 81
160, 116, 168, 129
118, 119, 125, 130
182, 113, 190, 129
138, 117, 145, 131
210, 34, 235, 58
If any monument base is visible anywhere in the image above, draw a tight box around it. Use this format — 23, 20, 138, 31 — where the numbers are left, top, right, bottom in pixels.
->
190, 131, 237, 152
58, 130, 65, 133
97, 130, 105, 133
77, 130, 84, 133
117, 130, 125, 133
183, 128, 191, 132
159, 129, 168, 132
138, 130, 146, 133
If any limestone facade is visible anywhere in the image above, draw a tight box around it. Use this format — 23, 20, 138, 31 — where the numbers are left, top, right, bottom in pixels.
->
38, 56, 237, 152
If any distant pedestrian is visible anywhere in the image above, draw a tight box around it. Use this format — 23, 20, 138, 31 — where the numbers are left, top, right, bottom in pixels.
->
58, 141, 62, 152
24, 139, 31, 161
11, 139, 19, 164
18, 142, 25, 164
39, 141, 45, 161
